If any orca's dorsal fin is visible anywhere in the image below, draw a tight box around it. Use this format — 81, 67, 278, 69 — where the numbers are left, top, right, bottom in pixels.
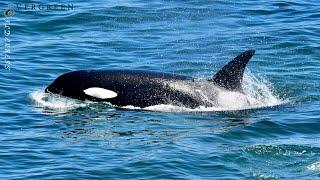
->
210, 50, 255, 91
83, 87, 118, 99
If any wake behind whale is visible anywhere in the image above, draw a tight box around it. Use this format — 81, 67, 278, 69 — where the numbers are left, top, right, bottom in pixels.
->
31, 50, 286, 112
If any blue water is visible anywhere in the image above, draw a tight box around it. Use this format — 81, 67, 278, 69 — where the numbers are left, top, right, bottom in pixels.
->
1, 0, 320, 179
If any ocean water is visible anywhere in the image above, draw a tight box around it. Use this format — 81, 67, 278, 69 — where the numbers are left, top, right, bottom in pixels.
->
1, 0, 320, 179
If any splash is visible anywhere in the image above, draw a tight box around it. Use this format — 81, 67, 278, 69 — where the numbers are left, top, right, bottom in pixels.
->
30, 90, 89, 112
30, 72, 287, 113
141, 71, 286, 112
308, 161, 320, 171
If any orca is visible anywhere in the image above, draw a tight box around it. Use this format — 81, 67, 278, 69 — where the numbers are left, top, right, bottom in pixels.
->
45, 50, 255, 108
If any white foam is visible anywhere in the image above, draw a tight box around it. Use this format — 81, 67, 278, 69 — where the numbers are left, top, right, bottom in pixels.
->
30, 90, 89, 112
307, 161, 320, 171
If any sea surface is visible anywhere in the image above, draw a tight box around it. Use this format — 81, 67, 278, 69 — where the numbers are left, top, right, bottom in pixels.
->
1, 0, 320, 179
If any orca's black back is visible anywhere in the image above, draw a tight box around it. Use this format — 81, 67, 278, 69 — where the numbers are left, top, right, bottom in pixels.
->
47, 70, 200, 108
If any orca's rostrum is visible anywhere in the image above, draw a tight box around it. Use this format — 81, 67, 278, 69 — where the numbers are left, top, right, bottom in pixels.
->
45, 50, 255, 108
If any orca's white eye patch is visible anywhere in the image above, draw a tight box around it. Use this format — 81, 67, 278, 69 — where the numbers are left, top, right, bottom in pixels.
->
83, 87, 117, 99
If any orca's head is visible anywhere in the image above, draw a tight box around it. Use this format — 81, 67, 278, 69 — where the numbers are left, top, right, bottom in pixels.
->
45, 70, 118, 101
45, 71, 88, 100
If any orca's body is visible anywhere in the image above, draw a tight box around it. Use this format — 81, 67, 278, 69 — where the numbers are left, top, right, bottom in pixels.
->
45, 50, 255, 108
